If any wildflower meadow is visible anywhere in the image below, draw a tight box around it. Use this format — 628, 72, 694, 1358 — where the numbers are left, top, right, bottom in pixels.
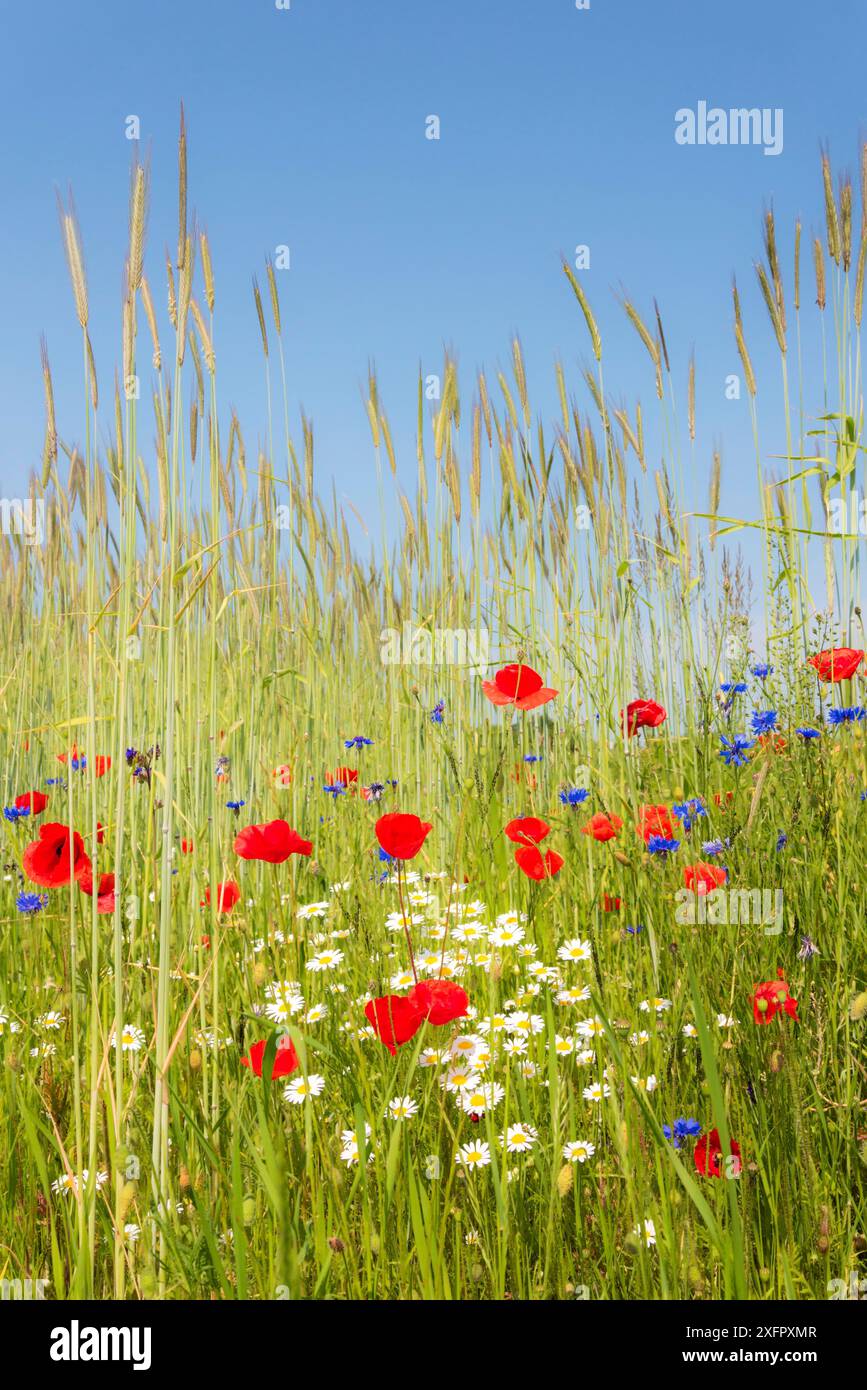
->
1, 112, 866, 1319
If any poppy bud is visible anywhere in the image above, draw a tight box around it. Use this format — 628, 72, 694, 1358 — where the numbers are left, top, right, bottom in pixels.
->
756, 997, 769, 1015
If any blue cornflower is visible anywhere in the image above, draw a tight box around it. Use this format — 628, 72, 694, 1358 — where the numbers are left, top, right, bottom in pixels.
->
376, 847, 395, 881
3, 805, 30, 822
828, 706, 867, 725
719, 734, 754, 767
625, 924, 644, 935
323, 784, 346, 799
71, 756, 86, 772
860, 791, 867, 802
559, 786, 589, 807
125, 747, 137, 764
751, 663, 773, 680
796, 727, 821, 740
749, 709, 778, 736
45, 778, 65, 787
720, 681, 748, 696
672, 798, 706, 832
647, 835, 680, 856
226, 799, 246, 813
663, 1117, 702, 1149
17, 892, 49, 915
775, 832, 787, 852
798, 935, 818, 960
430, 701, 445, 724
524, 754, 542, 764
344, 736, 373, 750
701, 838, 727, 857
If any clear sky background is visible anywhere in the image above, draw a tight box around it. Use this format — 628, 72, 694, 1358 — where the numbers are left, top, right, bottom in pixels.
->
1, 0, 865, 549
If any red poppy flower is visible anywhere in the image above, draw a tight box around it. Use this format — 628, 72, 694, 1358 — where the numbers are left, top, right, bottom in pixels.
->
364, 994, 424, 1055
274, 764, 293, 787
808, 647, 864, 682
375, 812, 433, 861
514, 844, 564, 880
683, 861, 727, 896
410, 979, 469, 1026
481, 663, 558, 711
326, 767, 358, 786
621, 699, 667, 737
713, 791, 733, 809
241, 1036, 299, 1079
752, 978, 799, 1025
94, 756, 112, 778
79, 869, 116, 914
638, 804, 675, 844
603, 894, 621, 911
503, 816, 551, 848
581, 811, 623, 842
56, 742, 80, 766
96, 822, 105, 845
510, 763, 538, 789
757, 733, 786, 754
22, 822, 91, 888
181, 839, 194, 854
205, 881, 241, 913
234, 819, 313, 863
694, 1128, 741, 1178
15, 791, 48, 815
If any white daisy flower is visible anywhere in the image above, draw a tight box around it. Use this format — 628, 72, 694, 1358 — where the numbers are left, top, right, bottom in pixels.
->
283, 1074, 326, 1104
557, 938, 593, 963
634, 1218, 657, 1247
306, 949, 344, 972
112, 1023, 145, 1053
562, 1139, 596, 1163
456, 1141, 491, 1169
387, 1095, 419, 1120
501, 1123, 537, 1153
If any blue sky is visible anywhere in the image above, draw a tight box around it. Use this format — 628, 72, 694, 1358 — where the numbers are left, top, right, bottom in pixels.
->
1, 0, 865, 544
